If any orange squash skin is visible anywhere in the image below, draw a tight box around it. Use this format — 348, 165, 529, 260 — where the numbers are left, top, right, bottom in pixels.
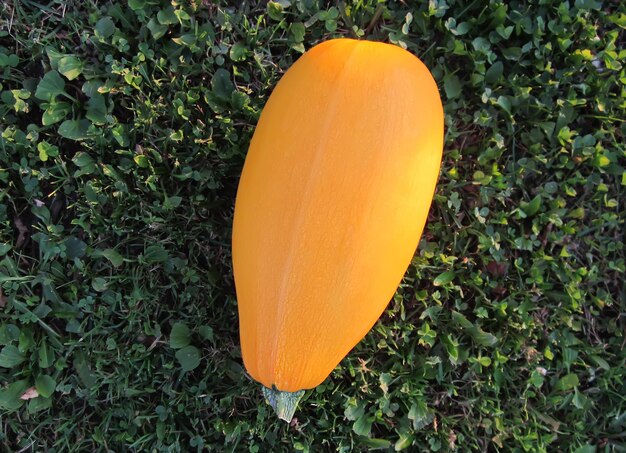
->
232, 39, 444, 392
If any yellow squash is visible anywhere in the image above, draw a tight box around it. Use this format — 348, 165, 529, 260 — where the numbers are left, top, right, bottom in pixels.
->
232, 38, 443, 419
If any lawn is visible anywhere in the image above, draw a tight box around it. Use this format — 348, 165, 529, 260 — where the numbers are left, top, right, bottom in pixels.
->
0, 0, 624, 451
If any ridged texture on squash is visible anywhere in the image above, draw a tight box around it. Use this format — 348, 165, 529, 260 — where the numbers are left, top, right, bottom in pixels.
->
233, 39, 444, 392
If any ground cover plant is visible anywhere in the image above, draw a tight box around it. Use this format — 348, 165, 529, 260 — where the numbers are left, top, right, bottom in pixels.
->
0, 0, 624, 451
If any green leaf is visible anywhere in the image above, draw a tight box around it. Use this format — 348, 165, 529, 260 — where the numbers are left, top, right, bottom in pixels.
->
101, 248, 123, 267
147, 18, 168, 39
408, 399, 433, 430
267, 1, 285, 21
522, 195, 542, 216
0, 345, 25, 368
477, 356, 492, 367
0, 243, 11, 256
497, 95, 512, 114
38, 340, 54, 368
230, 41, 249, 62
485, 61, 504, 84
443, 74, 461, 99
64, 236, 87, 259
353, 414, 372, 437
573, 445, 597, 453
42, 101, 71, 126
360, 438, 391, 449
72, 152, 96, 177
170, 323, 191, 349
175, 345, 201, 371
157, 6, 178, 24
164, 196, 182, 209
58, 56, 83, 80
395, 433, 414, 451
344, 400, 365, 421
490, 4, 507, 26
28, 396, 52, 414
451, 311, 473, 329
18, 329, 34, 353
142, 244, 169, 263
35, 71, 65, 101
128, 0, 146, 10
442, 334, 459, 364
589, 355, 610, 371
530, 369, 545, 388
454, 21, 471, 35
86, 94, 107, 125
35, 375, 57, 398
417, 322, 437, 347
433, 271, 455, 286
290, 22, 306, 41
94, 17, 116, 39
172, 34, 196, 47
608, 13, 626, 29
572, 387, 589, 409
134, 155, 149, 168
82, 80, 102, 98
198, 325, 214, 343
211, 68, 235, 101
33, 303, 52, 319
58, 119, 91, 140
502, 46, 522, 60
594, 154, 611, 167
45, 48, 64, 70
112, 124, 129, 146
514, 237, 534, 251
74, 353, 97, 389
555, 373, 579, 391
92, 277, 108, 292
37, 141, 59, 163
471, 328, 498, 347
472, 37, 491, 54
0, 53, 19, 68
0, 380, 29, 410
169, 129, 184, 141
291, 42, 305, 53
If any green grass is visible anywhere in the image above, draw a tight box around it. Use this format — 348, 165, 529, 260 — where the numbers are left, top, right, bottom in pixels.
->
0, 0, 624, 451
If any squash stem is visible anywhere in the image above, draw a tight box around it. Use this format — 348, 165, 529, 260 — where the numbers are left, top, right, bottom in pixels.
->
262, 386, 305, 422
